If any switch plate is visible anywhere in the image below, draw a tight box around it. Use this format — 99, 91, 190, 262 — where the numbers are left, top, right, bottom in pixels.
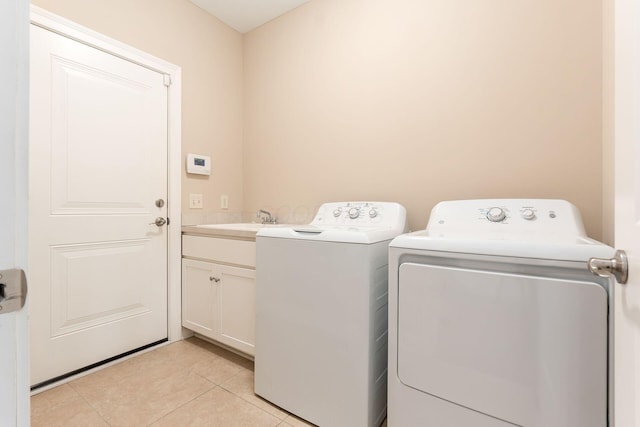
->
221, 195, 229, 209
189, 193, 203, 209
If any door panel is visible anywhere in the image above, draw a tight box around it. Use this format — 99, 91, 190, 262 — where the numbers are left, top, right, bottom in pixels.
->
50, 56, 154, 214
398, 263, 607, 427
219, 265, 256, 352
182, 259, 218, 336
50, 240, 154, 335
611, 0, 640, 425
29, 24, 168, 385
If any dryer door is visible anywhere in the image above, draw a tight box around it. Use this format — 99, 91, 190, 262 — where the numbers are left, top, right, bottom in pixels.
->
397, 263, 607, 427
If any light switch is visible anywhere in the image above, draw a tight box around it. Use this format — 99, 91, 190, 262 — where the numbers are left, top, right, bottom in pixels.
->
189, 194, 203, 209
221, 195, 229, 209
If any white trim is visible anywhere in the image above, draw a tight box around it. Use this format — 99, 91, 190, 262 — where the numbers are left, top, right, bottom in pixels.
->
30, 6, 177, 75
30, 5, 183, 343
1, 0, 30, 424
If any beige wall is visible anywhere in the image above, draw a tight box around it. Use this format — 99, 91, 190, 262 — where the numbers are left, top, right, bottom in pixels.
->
32, 0, 244, 221
31, 0, 605, 236
243, 0, 604, 238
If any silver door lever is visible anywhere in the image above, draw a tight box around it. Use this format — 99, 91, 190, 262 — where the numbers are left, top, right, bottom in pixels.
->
588, 250, 628, 284
150, 217, 167, 227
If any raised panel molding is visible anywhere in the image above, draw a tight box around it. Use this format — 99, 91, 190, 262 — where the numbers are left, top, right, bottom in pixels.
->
49, 55, 153, 215
50, 240, 152, 336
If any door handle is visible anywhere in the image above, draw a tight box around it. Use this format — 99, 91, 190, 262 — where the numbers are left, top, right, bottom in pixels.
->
149, 217, 167, 227
588, 250, 628, 284
0, 268, 27, 314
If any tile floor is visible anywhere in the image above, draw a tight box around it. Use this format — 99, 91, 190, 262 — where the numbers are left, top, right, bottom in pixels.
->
31, 338, 320, 427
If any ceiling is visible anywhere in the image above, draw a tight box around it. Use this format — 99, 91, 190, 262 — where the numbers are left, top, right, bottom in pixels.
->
190, 0, 312, 33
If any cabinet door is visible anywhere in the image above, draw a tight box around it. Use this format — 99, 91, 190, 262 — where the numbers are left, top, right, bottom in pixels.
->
182, 259, 217, 339
217, 265, 256, 356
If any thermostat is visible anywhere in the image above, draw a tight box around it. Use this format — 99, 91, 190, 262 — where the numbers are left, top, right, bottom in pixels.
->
186, 153, 211, 175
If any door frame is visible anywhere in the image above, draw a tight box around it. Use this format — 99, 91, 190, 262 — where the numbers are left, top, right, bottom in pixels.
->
603, 0, 640, 425
30, 5, 183, 343
1, 0, 30, 424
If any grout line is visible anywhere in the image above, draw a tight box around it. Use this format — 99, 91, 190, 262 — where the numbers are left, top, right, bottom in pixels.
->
219, 386, 286, 423
217, 376, 288, 421
66, 381, 113, 426
219, 370, 287, 421
143, 363, 221, 426
146, 385, 219, 427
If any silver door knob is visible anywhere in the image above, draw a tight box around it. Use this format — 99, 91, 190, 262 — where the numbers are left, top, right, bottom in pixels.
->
588, 250, 628, 284
149, 217, 167, 227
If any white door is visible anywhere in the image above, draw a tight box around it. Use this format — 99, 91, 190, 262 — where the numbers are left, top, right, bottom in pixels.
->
612, 0, 640, 425
0, 0, 30, 424
29, 24, 169, 386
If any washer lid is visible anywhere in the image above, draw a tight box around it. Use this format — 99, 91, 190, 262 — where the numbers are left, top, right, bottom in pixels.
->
257, 224, 403, 244
258, 201, 408, 244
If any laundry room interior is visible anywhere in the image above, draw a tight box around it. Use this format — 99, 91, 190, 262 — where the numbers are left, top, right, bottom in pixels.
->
9, 0, 638, 425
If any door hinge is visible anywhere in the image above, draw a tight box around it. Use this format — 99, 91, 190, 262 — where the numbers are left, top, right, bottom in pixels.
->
167, 217, 170, 225
163, 74, 171, 87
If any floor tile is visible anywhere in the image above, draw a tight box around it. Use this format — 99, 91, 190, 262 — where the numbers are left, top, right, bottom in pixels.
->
152, 386, 280, 427
31, 338, 323, 427
182, 339, 254, 385
69, 346, 216, 426
31, 384, 108, 427
220, 369, 289, 419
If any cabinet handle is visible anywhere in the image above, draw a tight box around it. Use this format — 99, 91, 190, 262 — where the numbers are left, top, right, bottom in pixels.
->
209, 276, 220, 283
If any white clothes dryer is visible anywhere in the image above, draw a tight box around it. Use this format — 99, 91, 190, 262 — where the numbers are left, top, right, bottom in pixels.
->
388, 199, 614, 427
255, 202, 407, 427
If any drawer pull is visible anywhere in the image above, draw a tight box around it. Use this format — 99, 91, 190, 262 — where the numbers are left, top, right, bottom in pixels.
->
210, 276, 221, 283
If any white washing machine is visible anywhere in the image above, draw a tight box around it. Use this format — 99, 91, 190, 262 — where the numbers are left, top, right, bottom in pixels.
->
255, 201, 407, 427
388, 199, 614, 427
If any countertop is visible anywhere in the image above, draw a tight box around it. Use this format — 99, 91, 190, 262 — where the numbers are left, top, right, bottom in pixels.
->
181, 223, 294, 240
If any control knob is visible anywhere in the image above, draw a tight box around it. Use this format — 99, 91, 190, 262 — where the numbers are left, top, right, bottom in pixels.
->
333, 208, 342, 218
369, 209, 378, 218
521, 209, 536, 220
486, 207, 506, 222
348, 208, 360, 219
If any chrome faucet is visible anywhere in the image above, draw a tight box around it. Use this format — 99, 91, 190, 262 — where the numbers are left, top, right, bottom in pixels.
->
257, 209, 277, 224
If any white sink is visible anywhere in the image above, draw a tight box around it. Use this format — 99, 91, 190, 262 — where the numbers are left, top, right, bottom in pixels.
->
195, 223, 286, 232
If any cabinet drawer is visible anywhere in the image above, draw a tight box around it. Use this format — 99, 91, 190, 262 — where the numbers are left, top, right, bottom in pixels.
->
182, 235, 256, 267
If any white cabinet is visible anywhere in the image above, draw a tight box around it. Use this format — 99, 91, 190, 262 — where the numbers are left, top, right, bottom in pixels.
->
182, 235, 256, 356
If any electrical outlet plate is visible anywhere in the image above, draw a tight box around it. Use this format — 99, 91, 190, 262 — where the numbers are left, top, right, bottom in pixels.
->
221, 195, 229, 209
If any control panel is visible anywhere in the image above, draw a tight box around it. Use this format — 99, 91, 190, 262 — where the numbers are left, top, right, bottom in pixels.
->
311, 202, 406, 229
186, 153, 211, 175
481, 205, 540, 223
426, 199, 587, 237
